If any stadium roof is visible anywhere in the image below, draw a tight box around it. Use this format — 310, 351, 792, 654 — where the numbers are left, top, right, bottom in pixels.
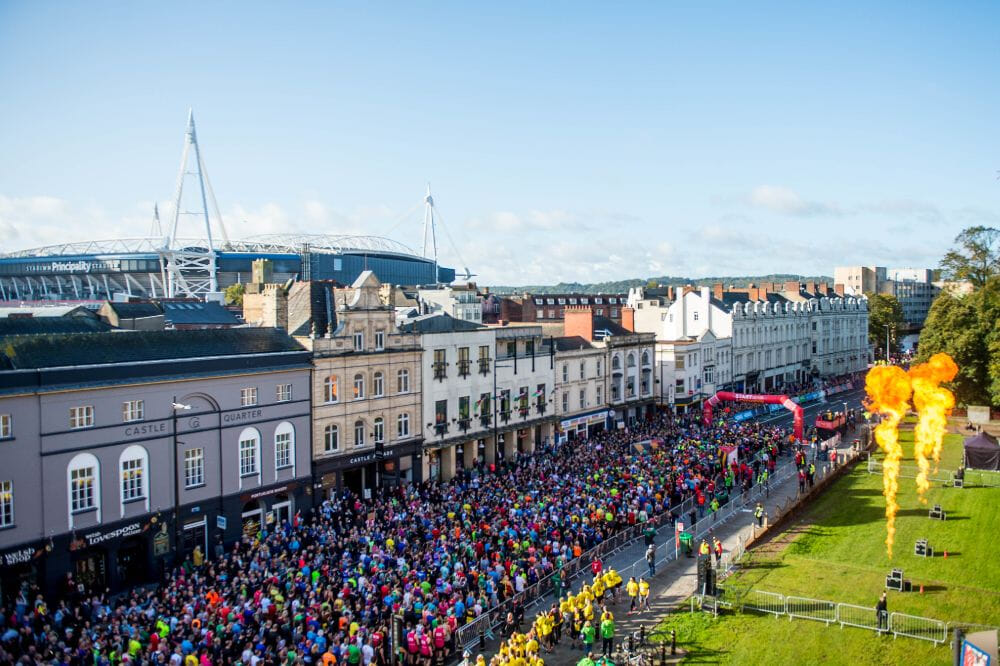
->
0, 234, 423, 260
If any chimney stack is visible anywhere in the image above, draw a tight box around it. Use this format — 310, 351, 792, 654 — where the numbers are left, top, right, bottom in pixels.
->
713, 282, 724, 300
621, 306, 635, 332
818, 282, 828, 295
805, 281, 816, 294
834, 283, 845, 297
784, 280, 799, 293
564, 306, 594, 342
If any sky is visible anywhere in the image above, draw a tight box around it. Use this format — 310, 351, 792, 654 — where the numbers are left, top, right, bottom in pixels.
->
1, 2, 998, 285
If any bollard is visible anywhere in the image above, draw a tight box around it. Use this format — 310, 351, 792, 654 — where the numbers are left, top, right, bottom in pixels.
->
628, 632, 635, 653
671, 629, 677, 655
640, 624, 646, 645
661, 641, 668, 663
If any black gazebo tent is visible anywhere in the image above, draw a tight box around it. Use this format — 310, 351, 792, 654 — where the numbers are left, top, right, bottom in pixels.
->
963, 432, 1000, 471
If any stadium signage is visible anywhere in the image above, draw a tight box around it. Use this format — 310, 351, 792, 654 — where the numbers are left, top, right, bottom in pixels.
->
46, 260, 122, 273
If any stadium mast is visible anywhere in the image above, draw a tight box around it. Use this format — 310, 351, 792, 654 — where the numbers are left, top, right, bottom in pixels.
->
163, 109, 230, 298
421, 183, 439, 284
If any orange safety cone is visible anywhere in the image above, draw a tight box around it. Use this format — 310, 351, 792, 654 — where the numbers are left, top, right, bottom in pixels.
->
943, 551, 948, 559
919, 584, 924, 594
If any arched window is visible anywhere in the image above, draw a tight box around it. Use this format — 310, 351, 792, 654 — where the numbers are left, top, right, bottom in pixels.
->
67, 452, 100, 526
373, 371, 384, 397
397, 413, 410, 438
397, 369, 409, 393
274, 422, 295, 472
119, 444, 148, 510
373, 417, 384, 444
641, 351, 651, 367
354, 420, 365, 447
612, 355, 622, 371
353, 374, 365, 400
626, 352, 636, 368
323, 376, 338, 403
324, 424, 339, 452
238, 427, 261, 486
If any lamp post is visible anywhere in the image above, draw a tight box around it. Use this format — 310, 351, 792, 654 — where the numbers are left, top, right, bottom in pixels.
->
170, 399, 191, 562
884, 324, 891, 362
493, 357, 515, 465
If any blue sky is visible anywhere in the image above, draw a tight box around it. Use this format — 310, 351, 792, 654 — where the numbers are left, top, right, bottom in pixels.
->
1, 2, 998, 285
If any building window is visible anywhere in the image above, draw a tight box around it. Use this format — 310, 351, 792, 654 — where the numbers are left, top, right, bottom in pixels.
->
69, 461, 96, 513
241, 387, 258, 407
435, 399, 448, 432
579, 389, 586, 408
119, 447, 147, 504
122, 400, 144, 423
595, 297, 603, 304
433, 349, 447, 380
596, 386, 602, 404
324, 425, 339, 452
323, 376, 338, 403
562, 392, 569, 412
375, 330, 385, 350
0, 480, 11, 527
275, 429, 292, 469
239, 434, 258, 477
397, 369, 410, 393
353, 331, 364, 351
580, 361, 586, 379
478, 345, 491, 373
596, 359, 602, 376
0, 414, 11, 439
275, 383, 293, 402
184, 448, 204, 488
397, 413, 410, 438
374, 417, 384, 444
70, 406, 94, 430
611, 308, 619, 318
458, 347, 471, 377
373, 371, 384, 397
562, 363, 569, 382
354, 420, 365, 447
693, 311, 699, 321
353, 373, 365, 400
595, 308, 604, 316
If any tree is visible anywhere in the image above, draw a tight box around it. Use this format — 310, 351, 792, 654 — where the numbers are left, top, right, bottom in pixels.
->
866, 293, 903, 358
939, 226, 1000, 288
224, 283, 245, 307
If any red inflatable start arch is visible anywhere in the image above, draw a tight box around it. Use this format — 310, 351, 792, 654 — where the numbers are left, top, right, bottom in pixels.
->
703, 391, 804, 442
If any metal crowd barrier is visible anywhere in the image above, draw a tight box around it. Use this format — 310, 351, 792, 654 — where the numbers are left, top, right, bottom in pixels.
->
890, 612, 948, 645
785, 595, 836, 625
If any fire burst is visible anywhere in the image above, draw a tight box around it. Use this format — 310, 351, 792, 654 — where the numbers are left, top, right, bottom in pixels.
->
865, 365, 912, 557
909, 354, 958, 502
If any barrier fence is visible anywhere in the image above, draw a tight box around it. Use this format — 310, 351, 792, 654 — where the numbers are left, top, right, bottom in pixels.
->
706, 587, 985, 647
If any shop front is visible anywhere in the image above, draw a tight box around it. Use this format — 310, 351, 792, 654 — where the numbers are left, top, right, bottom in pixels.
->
0, 541, 48, 603
558, 408, 615, 443
313, 440, 423, 500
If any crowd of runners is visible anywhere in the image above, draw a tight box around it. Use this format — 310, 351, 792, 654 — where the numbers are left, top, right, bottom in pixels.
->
1, 410, 794, 665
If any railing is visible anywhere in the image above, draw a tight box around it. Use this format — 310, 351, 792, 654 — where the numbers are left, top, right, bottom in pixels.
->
458, 418, 471, 432
434, 423, 449, 436
786, 595, 836, 625
478, 359, 491, 375
433, 364, 447, 381
866, 456, 955, 484
457, 360, 471, 377
480, 415, 491, 427
719, 588, 967, 646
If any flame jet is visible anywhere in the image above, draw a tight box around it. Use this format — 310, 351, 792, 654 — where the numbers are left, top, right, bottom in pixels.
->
908, 353, 958, 499
865, 366, 913, 557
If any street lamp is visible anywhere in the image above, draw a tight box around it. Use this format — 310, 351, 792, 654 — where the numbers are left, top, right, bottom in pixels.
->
171, 400, 191, 563
884, 324, 891, 362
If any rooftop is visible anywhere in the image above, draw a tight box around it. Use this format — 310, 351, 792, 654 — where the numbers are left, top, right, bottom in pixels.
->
397, 312, 486, 334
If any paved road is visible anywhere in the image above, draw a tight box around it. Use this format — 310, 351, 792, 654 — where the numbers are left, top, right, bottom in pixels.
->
466, 388, 865, 664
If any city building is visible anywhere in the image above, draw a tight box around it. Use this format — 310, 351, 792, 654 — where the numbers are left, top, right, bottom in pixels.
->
243, 272, 424, 498
399, 315, 556, 481
563, 306, 657, 423
501, 293, 630, 324
552, 336, 614, 442
0, 328, 311, 599
628, 281, 869, 409
416, 283, 484, 323
834, 265, 940, 328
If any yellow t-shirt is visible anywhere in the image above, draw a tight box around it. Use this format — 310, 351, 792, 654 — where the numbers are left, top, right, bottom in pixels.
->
627, 580, 639, 597
639, 580, 650, 596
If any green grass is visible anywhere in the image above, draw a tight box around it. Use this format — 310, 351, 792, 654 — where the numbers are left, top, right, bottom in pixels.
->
654, 431, 1000, 665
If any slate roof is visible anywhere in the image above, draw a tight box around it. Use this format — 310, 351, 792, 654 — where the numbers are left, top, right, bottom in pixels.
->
106, 301, 164, 319
592, 316, 632, 337
398, 312, 485, 334
553, 335, 594, 351
0, 317, 111, 338
161, 301, 240, 326
0, 328, 304, 370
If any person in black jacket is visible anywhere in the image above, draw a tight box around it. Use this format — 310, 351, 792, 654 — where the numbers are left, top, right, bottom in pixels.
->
876, 592, 888, 631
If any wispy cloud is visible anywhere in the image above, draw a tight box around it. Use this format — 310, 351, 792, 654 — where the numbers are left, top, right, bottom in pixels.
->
747, 185, 844, 217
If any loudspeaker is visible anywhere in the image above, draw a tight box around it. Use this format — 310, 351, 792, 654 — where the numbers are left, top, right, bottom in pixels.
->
696, 558, 717, 596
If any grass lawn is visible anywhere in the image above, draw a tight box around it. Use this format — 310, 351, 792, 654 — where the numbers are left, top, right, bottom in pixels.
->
654, 430, 1000, 665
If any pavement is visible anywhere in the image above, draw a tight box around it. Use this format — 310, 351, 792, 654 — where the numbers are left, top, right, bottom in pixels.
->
466, 387, 870, 665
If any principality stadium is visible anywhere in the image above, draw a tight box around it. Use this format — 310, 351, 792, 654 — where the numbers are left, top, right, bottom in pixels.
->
0, 112, 459, 304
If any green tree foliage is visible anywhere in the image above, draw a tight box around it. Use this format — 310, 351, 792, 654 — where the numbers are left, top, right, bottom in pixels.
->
939, 226, 1000, 288
865, 293, 903, 356
224, 283, 245, 307
917, 277, 1000, 406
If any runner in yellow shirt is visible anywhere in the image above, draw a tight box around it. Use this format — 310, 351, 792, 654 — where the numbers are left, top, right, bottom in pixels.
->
626, 576, 640, 614
638, 578, 651, 611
